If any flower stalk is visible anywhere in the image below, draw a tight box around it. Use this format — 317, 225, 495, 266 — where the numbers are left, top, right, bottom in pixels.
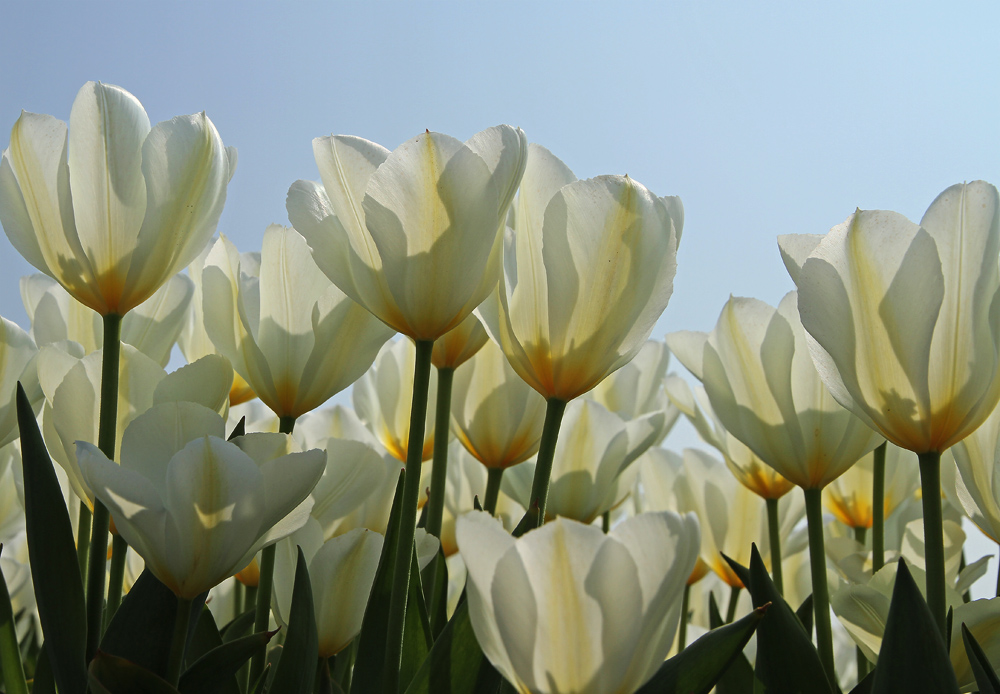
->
104, 534, 129, 628
167, 597, 193, 686
484, 468, 505, 516
86, 312, 121, 659
765, 497, 783, 596
528, 398, 568, 526
872, 442, 886, 572
919, 451, 946, 637
804, 487, 836, 689
384, 338, 434, 693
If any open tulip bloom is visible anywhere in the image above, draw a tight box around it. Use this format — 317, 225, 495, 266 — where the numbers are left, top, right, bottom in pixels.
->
782, 181, 1000, 640
457, 510, 699, 694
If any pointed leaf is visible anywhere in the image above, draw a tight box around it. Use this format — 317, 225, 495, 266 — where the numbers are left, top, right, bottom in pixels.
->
870, 559, 959, 694
400, 547, 433, 691
402, 600, 502, 694
962, 623, 1000, 694
184, 607, 225, 669
741, 544, 834, 694
722, 552, 752, 589
16, 383, 86, 694
179, 630, 276, 694
351, 471, 405, 693
849, 671, 874, 694
220, 608, 256, 643
708, 591, 755, 694
635, 604, 766, 694
270, 547, 318, 693
88, 651, 181, 694
32, 645, 56, 694
796, 594, 814, 635
228, 416, 246, 440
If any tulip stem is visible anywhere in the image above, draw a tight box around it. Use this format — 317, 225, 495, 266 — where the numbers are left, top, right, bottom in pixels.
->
995, 544, 1000, 598
766, 497, 784, 596
0, 550, 28, 694
872, 442, 886, 573
233, 578, 244, 620
725, 585, 740, 623
804, 487, 836, 689
104, 534, 128, 628
528, 398, 568, 527
425, 367, 453, 539
384, 339, 434, 694
167, 597, 193, 686
249, 414, 296, 685
484, 468, 505, 515
678, 583, 690, 650
316, 655, 333, 694
86, 312, 122, 660
76, 501, 91, 581
602, 511, 610, 533
918, 451, 946, 638
854, 525, 867, 547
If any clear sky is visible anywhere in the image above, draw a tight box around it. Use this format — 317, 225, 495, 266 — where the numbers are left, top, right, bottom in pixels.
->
3, 2, 1000, 589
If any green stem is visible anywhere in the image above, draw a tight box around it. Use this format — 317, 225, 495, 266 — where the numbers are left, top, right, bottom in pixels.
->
804, 487, 837, 689
167, 597, 193, 686
996, 544, 1000, 599
384, 339, 434, 694
316, 655, 333, 694
854, 525, 868, 547
528, 398, 568, 527
104, 534, 128, 629
76, 501, 91, 582
854, 522, 871, 681
678, 583, 690, 650
601, 510, 610, 533
872, 442, 886, 573
725, 584, 741, 624
766, 497, 784, 596
86, 312, 122, 660
484, 467, 505, 516
0, 552, 28, 694
425, 367, 453, 539
244, 584, 258, 616
233, 578, 244, 620
918, 451, 946, 638
249, 415, 296, 685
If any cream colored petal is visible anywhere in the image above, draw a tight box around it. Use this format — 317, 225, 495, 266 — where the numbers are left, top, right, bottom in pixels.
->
310, 438, 386, 534
664, 331, 708, 381
660, 195, 684, 247
122, 272, 193, 366
123, 112, 229, 313
362, 131, 500, 340
20, 273, 102, 351
152, 354, 233, 415
0, 317, 38, 448
68, 82, 150, 311
777, 233, 824, 287
431, 312, 488, 370
271, 517, 325, 628
463, 125, 528, 225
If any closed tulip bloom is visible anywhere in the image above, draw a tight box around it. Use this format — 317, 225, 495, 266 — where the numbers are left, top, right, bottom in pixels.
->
451, 337, 547, 469
0, 316, 38, 448
478, 144, 681, 401
663, 374, 794, 500
353, 339, 440, 463
782, 181, 1000, 455
202, 227, 394, 420
431, 312, 489, 370
78, 401, 325, 598
672, 292, 882, 490
22, 272, 193, 367
944, 403, 1000, 544
457, 510, 699, 694
0, 82, 234, 317
286, 125, 527, 340
825, 444, 917, 530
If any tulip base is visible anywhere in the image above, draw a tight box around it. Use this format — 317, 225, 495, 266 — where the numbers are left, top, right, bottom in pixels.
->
804, 486, 837, 689
528, 398, 568, 527
872, 442, 886, 572
384, 339, 434, 693
918, 451, 946, 638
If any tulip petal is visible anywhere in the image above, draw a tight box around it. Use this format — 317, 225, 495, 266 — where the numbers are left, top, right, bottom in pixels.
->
122, 272, 193, 367
152, 354, 233, 414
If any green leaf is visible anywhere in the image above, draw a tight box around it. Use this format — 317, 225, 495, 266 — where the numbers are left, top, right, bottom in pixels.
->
422, 550, 449, 638
870, 559, 958, 694
88, 651, 181, 694
220, 608, 256, 643
848, 670, 873, 694
101, 570, 206, 678
729, 544, 835, 694
16, 383, 87, 694
179, 630, 276, 694
708, 591, 755, 694
352, 471, 405, 694
634, 603, 766, 694
227, 417, 246, 441
31, 644, 55, 694
184, 607, 225, 670
402, 600, 502, 694
269, 547, 318, 694
510, 507, 539, 538
796, 594, 814, 635
400, 547, 433, 692
721, 552, 751, 589
962, 623, 1000, 694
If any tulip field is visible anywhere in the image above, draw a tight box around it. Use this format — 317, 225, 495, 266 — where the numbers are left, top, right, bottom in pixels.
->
1, 80, 999, 694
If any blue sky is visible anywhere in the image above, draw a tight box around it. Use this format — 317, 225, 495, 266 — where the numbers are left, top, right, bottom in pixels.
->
3, 2, 1000, 587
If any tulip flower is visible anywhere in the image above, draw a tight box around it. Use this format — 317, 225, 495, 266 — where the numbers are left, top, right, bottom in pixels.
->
0, 317, 38, 449
287, 125, 526, 688
21, 272, 194, 368
825, 444, 917, 534
78, 401, 324, 599
0, 82, 233, 318
457, 509, 699, 694
783, 180, 1000, 637
178, 242, 256, 405
203, 227, 394, 424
